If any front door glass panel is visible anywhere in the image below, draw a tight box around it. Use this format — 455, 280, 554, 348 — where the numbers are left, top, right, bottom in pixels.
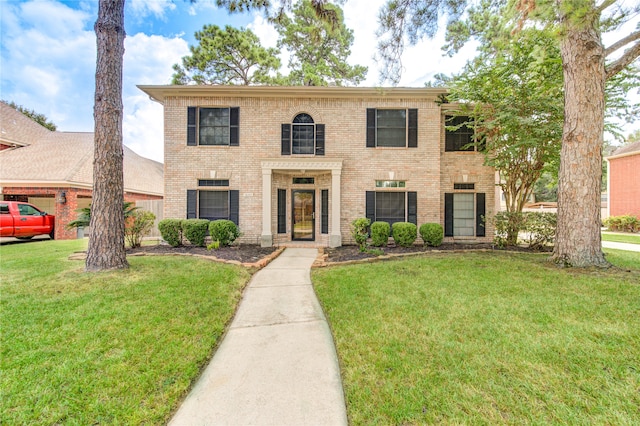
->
292, 190, 315, 241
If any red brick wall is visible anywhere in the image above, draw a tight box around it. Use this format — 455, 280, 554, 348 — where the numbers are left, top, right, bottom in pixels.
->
609, 154, 640, 217
3, 186, 162, 239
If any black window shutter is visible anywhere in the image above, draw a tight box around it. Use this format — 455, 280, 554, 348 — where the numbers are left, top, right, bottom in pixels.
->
229, 190, 239, 226
476, 192, 486, 237
281, 124, 291, 155
407, 191, 417, 224
187, 107, 197, 146
366, 191, 376, 223
366, 108, 376, 148
315, 124, 325, 156
408, 109, 418, 148
444, 116, 454, 152
229, 107, 239, 146
277, 189, 286, 234
444, 193, 454, 236
321, 189, 329, 234
187, 190, 197, 219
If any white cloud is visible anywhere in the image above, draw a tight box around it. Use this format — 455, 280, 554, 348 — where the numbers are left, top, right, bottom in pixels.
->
122, 33, 189, 162
123, 94, 165, 162
0, 0, 96, 131
247, 13, 279, 48
128, 0, 176, 19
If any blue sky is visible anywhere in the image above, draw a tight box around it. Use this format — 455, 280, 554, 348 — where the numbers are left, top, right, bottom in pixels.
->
1, 0, 638, 163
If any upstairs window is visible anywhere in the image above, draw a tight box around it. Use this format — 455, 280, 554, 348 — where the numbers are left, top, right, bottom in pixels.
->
187, 107, 239, 146
281, 113, 325, 156
445, 115, 476, 152
367, 108, 418, 148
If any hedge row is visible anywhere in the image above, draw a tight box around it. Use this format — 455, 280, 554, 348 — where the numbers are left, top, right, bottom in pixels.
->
350, 218, 444, 249
157, 218, 240, 248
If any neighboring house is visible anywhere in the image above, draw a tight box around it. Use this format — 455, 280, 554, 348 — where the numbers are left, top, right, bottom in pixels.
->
606, 141, 640, 218
0, 101, 164, 240
138, 85, 495, 247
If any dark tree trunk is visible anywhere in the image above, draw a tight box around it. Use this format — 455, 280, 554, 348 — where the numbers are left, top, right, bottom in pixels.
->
86, 0, 128, 271
552, 17, 608, 268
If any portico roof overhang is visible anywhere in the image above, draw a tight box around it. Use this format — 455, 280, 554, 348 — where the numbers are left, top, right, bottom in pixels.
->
260, 159, 343, 248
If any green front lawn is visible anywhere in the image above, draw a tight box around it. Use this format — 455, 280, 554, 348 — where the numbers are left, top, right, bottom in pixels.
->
313, 251, 640, 425
602, 232, 640, 245
1, 239, 250, 425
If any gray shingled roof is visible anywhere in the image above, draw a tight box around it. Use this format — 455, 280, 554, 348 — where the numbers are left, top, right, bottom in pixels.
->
609, 140, 640, 158
0, 102, 163, 196
0, 101, 51, 146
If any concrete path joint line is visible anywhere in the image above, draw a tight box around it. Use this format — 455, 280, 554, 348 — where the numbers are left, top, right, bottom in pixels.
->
169, 247, 348, 426
230, 318, 327, 330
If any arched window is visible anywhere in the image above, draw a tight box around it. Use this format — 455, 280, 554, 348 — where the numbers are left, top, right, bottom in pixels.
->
292, 113, 315, 154
281, 113, 325, 156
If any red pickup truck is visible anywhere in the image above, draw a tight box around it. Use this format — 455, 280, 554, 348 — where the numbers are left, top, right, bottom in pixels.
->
0, 201, 55, 240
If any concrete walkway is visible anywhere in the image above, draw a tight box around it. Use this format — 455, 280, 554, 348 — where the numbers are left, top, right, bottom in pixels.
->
602, 241, 640, 252
169, 248, 348, 426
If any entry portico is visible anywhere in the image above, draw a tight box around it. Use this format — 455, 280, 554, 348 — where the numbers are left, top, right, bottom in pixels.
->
261, 158, 342, 248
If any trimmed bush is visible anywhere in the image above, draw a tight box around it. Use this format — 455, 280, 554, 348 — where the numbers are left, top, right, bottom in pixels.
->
351, 217, 371, 252
392, 222, 417, 247
209, 220, 240, 247
603, 215, 640, 233
125, 210, 156, 248
523, 212, 556, 250
419, 223, 443, 247
491, 211, 526, 247
182, 219, 210, 247
370, 221, 391, 247
158, 219, 184, 247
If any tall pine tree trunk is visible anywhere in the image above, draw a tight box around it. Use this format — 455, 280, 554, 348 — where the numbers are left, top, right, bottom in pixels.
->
553, 17, 608, 268
86, 0, 128, 271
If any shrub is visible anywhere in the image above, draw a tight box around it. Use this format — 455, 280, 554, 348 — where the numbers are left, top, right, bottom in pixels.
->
491, 211, 526, 247
522, 212, 556, 250
603, 215, 640, 233
370, 221, 391, 247
158, 219, 184, 247
182, 219, 210, 247
125, 210, 156, 248
392, 222, 417, 247
419, 223, 443, 247
351, 217, 371, 252
209, 220, 240, 247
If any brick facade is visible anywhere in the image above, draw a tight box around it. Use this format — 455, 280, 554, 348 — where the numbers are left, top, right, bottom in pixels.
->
141, 86, 495, 246
607, 147, 640, 218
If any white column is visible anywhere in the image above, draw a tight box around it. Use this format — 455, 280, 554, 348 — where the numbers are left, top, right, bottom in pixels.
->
330, 168, 342, 247
261, 167, 273, 247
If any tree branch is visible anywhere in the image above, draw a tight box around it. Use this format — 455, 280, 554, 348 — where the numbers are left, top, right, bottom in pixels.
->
606, 39, 640, 79
605, 30, 640, 57
595, 0, 616, 15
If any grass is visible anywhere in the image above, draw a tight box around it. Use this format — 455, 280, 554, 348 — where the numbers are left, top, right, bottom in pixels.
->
313, 250, 640, 425
1, 239, 251, 425
602, 232, 640, 245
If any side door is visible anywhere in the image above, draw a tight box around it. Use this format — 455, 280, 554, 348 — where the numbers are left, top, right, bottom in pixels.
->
15, 203, 46, 237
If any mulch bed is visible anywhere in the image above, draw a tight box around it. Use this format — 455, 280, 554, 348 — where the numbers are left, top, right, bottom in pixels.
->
127, 244, 278, 264
127, 242, 551, 265
324, 243, 553, 262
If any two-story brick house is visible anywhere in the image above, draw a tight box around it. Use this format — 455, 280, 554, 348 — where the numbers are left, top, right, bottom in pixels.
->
138, 85, 495, 247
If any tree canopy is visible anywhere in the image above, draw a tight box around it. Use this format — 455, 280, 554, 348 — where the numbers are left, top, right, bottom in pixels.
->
175, 0, 366, 87
172, 25, 281, 85
273, 0, 367, 86
3, 100, 57, 131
